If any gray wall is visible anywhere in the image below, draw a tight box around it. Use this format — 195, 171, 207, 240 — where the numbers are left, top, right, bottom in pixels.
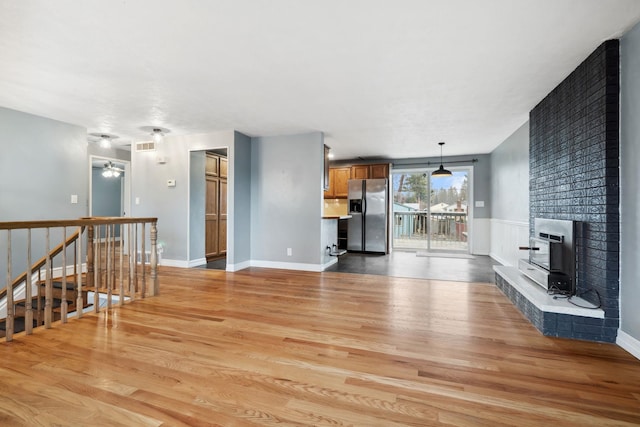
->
0, 106, 88, 283
230, 131, 252, 266
131, 130, 235, 263
391, 154, 492, 218
490, 122, 529, 221
188, 151, 206, 261
250, 132, 324, 265
91, 168, 122, 217
620, 23, 640, 343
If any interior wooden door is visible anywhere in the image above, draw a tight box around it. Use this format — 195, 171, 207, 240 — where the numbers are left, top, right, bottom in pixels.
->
205, 175, 219, 259
218, 178, 227, 255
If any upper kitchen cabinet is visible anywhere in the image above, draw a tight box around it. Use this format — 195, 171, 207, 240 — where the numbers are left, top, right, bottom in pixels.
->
324, 167, 350, 199
350, 163, 389, 180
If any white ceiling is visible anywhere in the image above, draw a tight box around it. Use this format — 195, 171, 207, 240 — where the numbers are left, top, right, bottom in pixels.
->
1, 1, 640, 160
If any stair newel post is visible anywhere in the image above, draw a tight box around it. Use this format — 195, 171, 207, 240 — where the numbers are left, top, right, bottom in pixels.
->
150, 221, 158, 296
106, 223, 112, 310
25, 228, 33, 334
119, 223, 124, 307
128, 223, 135, 302
6, 230, 14, 342
44, 228, 52, 329
76, 226, 84, 319
86, 225, 94, 305
60, 227, 68, 324
141, 222, 146, 298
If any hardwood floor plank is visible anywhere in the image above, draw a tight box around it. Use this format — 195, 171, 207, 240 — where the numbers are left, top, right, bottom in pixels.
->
0, 266, 639, 425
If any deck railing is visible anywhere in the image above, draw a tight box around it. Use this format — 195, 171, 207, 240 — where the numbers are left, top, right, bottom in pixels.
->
0, 217, 158, 341
393, 211, 468, 250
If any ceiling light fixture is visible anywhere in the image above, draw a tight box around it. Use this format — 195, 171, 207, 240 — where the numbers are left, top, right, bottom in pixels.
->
140, 126, 171, 144
102, 161, 123, 178
431, 142, 452, 177
89, 132, 119, 149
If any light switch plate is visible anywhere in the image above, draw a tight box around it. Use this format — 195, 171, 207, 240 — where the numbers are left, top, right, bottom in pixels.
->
167, 179, 176, 187
71, 194, 78, 204
475, 200, 485, 208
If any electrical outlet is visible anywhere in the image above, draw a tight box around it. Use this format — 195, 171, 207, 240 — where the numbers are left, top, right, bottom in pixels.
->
287, 248, 292, 256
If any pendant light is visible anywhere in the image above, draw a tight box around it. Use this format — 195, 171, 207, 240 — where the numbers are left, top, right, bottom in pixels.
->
432, 142, 452, 177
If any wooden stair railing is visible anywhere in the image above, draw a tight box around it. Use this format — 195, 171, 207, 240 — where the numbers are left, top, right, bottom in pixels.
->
1, 217, 159, 342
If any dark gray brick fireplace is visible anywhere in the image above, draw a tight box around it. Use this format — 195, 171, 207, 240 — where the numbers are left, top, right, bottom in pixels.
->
499, 40, 620, 342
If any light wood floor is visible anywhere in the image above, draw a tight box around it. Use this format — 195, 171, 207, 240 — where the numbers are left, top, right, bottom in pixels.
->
1, 266, 639, 426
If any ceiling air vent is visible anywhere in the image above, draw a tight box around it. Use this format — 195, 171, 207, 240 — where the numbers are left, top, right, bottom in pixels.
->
135, 141, 156, 152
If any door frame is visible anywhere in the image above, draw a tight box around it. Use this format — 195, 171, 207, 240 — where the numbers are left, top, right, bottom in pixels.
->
391, 165, 474, 253
187, 147, 229, 268
88, 155, 131, 218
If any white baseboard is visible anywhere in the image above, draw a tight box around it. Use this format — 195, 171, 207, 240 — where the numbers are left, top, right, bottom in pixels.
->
226, 260, 251, 272
322, 257, 338, 270
188, 258, 207, 268
159, 258, 190, 268
617, 330, 640, 361
249, 260, 326, 272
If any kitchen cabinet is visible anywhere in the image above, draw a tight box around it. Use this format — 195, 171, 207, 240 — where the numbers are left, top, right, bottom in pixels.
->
350, 163, 389, 180
324, 167, 350, 199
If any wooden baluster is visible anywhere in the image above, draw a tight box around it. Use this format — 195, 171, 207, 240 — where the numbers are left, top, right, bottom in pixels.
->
94, 225, 101, 313
86, 225, 94, 306
150, 221, 159, 296
76, 227, 83, 319
133, 223, 138, 299
60, 227, 68, 324
106, 223, 112, 310
141, 222, 146, 298
44, 228, 52, 329
129, 223, 135, 302
36, 264, 43, 326
25, 229, 33, 334
119, 224, 124, 306
6, 230, 14, 341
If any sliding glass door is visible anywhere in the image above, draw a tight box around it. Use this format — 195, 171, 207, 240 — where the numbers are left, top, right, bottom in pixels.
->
392, 168, 470, 252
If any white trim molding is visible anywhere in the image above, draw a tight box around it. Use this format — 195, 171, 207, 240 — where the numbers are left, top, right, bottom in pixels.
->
187, 258, 207, 268
249, 260, 327, 272
226, 260, 251, 272
159, 258, 190, 268
617, 330, 640, 361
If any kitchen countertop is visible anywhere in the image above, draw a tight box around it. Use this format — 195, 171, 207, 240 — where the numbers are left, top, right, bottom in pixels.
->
322, 215, 352, 220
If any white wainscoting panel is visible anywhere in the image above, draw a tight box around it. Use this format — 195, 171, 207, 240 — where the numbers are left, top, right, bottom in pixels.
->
471, 218, 491, 255
490, 219, 529, 266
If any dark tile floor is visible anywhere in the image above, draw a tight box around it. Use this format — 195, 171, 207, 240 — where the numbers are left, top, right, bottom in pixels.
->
195, 252, 500, 283
325, 250, 501, 283
194, 258, 227, 270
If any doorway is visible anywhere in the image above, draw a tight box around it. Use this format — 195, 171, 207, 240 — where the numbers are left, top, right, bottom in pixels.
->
89, 156, 130, 219
188, 148, 228, 269
392, 168, 470, 252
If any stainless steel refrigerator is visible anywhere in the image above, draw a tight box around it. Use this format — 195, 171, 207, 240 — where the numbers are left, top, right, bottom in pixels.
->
347, 178, 388, 253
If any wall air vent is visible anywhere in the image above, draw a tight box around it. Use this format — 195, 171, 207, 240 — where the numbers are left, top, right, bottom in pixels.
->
135, 141, 156, 152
